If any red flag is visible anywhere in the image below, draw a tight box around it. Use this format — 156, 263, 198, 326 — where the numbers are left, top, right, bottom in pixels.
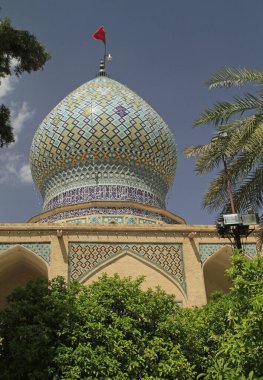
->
92, 26, 106, 44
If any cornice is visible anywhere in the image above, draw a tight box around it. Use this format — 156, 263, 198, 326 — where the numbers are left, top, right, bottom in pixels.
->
27, 201, 186, 224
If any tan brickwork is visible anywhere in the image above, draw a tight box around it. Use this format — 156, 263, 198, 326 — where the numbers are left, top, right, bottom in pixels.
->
0, 223, 261, 308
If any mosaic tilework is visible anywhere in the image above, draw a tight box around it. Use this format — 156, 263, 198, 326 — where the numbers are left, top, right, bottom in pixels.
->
43, 162, 167, 211
126, 216, 137, 224
38, 206, 178, 224
44, 185, 163, 211
69, 243, 184, 288
30, 76, 176, 210
102, 216, 124, 224
139, 219, 156, 224
199, 243, 257, 263
63, 216, 159, 224
0, 243, 50, 263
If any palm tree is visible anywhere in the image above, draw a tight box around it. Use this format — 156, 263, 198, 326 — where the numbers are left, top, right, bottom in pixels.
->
185, 67, 263, 245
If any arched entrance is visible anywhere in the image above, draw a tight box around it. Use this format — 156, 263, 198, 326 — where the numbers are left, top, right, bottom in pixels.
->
0, 245, 48, 309
203, 246, 232, 301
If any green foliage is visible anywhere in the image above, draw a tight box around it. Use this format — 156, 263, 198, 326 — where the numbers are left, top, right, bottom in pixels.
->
0, 253, 263, 379
205, 67, 263, 89
199, 253, 263, 379
0, 274, 194, 379
0, 18, 50, 146
0, 104, 13, 147
0, 277, 80, 379
0, 18, 51, 77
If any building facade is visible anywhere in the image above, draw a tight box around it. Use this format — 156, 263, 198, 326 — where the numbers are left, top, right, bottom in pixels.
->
0, 63, 260, 308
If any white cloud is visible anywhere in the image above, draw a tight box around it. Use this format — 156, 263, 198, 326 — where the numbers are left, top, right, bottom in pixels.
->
0, 152, 33, 185
0, 59, 19, 99
0, 75, 18, 99
0, 59, 35, 141
11, 102, 35, 140
0, 59, 34, 185
18, 163, 33, 184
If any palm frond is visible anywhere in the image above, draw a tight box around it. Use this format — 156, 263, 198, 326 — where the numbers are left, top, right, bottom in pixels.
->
216, 114, 262, 138
241, 124, 263, 154
233, 165, 263, 211
202, 171, 230, 212
203, 164, 263, 215
216, 115, 263, 157
194, 149, 227, 175
201, 162, 263, 214
225, 153, 257, 182
187, 66, 263, 229
194, 94, 263, 127
184, 144, 212, 158
206, 67, 263, 89
185, 141, 234, 175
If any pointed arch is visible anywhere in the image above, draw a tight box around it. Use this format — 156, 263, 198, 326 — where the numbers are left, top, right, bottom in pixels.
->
0, 245, 49, 309
203, 245, 252, 301
79, 249, 187, 305
202, 245, 235, 300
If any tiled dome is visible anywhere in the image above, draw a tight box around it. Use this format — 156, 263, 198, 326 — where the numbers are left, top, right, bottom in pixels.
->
30, 71, 176, 213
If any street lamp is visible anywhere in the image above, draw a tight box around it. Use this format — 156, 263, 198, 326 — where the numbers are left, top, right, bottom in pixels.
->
211, 132, 259, 249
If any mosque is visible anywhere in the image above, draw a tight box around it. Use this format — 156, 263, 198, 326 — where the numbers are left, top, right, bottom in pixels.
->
0, 61, 259, 308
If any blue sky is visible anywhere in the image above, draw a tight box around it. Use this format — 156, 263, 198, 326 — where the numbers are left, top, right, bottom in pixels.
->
1, 0, 263, 224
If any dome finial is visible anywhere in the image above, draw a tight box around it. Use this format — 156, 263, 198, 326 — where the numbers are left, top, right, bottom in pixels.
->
96, 59, 109, 77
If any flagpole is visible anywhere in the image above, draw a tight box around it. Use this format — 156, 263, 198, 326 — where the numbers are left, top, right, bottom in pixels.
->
104, 38, 107, 68
92, 26, 109, 70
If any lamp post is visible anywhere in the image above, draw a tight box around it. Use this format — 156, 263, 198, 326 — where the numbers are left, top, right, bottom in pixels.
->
211, 132, 242, 249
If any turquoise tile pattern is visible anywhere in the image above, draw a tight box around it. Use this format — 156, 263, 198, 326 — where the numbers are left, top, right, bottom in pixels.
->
69, 243, 184, 288
199, 243, 257, 263
0, 243, 51, 263
30, 76, 177, 217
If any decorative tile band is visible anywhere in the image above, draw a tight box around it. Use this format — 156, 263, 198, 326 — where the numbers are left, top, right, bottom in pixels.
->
0, 243, 51, 264
65, 216, 160, 224
199, 243, 257, 263
42, 161, 168, 210
39, 206, 178, 224
44, 184, 164, 212
69, 243, 184, 288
